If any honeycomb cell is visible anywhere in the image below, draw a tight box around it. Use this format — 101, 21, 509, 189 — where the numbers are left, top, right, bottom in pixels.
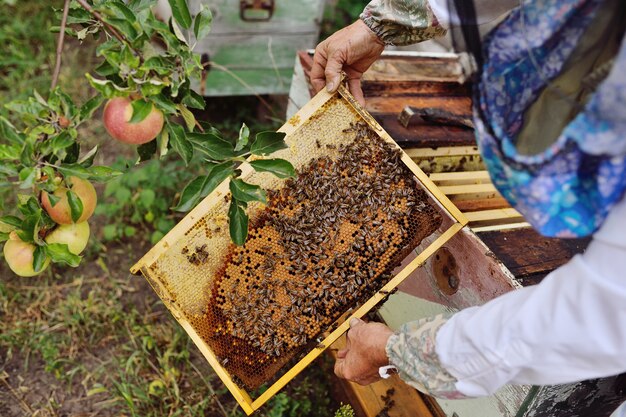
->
187, 122, 442, 390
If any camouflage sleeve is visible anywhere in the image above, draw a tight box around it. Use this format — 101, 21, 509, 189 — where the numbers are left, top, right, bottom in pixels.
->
360, 0, 447, 46
385, 313, 468, 399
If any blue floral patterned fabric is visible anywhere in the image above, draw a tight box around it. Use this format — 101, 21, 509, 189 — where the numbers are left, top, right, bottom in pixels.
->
474, 0, 626, 237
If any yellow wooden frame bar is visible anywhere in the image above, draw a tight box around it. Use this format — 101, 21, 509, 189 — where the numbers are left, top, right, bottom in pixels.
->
132, 84, 468, 415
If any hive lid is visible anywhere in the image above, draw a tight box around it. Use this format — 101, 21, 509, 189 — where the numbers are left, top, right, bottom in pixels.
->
131, 84, 467, 415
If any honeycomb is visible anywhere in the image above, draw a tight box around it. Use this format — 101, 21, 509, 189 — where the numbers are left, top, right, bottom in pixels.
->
183, 122, 442, 390
137, 95, 447, 400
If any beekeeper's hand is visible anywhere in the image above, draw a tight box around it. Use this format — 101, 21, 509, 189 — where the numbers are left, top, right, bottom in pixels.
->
334, 317, 394, 385
311, 20, 384, 106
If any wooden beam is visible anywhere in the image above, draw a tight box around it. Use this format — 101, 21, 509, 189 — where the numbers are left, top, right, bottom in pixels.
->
464, 208, 524, 223
405, 146, 480, 158
429, 170, 491, 185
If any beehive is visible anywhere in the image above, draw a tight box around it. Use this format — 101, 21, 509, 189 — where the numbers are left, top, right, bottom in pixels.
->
131, 85, 467, 414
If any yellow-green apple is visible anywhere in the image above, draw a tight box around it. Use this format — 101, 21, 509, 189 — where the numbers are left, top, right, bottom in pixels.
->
103, 97, 164, 144
3, 232, 50, 277
41, 176, 97, 224
45, 221, 90, 255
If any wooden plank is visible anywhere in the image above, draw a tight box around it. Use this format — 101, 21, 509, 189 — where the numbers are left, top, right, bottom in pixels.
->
430, 170, 491, 185
328, 335, 436, 417
412, 154, 485, 174
453, 196, 511, 212
472, 222, 531, 232
439, 183, 497, 196
464, 208, 523, 223
365, 96, 472, 118
375, 115, 476, 148
405, 146, 480, 158
476, 228, 590, 285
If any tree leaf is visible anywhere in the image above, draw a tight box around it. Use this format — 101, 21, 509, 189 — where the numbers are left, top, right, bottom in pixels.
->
229, 178, 267, 204
47, 194, 62, 208
33, 246, 48, 272
86, 166, 123, 182
167, 123, 193, 165
250, 131, 288, 156
0, 215, 22, 230
137, 140, 157, 162
187, 132, 234, 160
66, 190, 84, 222
249, 159, 296, 179
45, 243, 81, 267
173, 161, 234, 212
228, 199, 248, 246
79, 95, 105, 123
181, 90, 205, 110
151, 93, 179, 114
17, 212, 43, 245
57, 164, 89, 179
176, 104, 196, 131
18, 167, 37, 189
168, 0, 192, 29
130, 99, 153, 124
78, 145, 99, 168
85, 74, 131, 98
193, 6, 213, 40
234, 123, 250, 152
157, 129, 169, 157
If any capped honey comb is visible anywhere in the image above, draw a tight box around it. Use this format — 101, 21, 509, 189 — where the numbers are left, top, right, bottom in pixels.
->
187, 122, 442, 390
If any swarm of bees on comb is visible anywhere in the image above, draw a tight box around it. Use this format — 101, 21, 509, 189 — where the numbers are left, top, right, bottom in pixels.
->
188, 122, 442, 389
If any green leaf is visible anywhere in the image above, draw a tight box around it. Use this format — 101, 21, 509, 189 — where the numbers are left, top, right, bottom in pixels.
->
229, 178, 267, 204
66, 190, 84, 222
45, 243, 81, 267
63, 142, 81, 164
177, 104, 196, 132
139, 189, 156, 208
157, 129, 169, 157
228, 199, 248, 246
86, 166, 123, 182
107, 2, 137, 23
151, 93, 179, 114
57, 164, 89, 179
18, 212, 42, 245
107, 17, 139, 41
234, 123, 250, 152
0, 215, 22, 230
181, 90, 205, 110
78, 145, 99, 168
193, 6, 213, 40
33, 246, 48, 272
85, 74, 131, 98
137, 140, 157, 162
168, 0, 192, 29
18, 167, 37, 189
47, 194, 62, 208
0, 117, 25, 145
173, 162, 235, 212
143, 56, 171, 76
49, 131, 74, 153
167, 124, 193, 165
130, 99, 153, 124
250, 131, 288, 156
187, 132, 234, 160
249, 159, 296, 179
79, 95, 105, 122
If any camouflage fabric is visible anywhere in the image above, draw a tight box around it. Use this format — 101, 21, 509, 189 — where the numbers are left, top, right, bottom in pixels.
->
386, 313, 466, 399
360, 0, 447, 46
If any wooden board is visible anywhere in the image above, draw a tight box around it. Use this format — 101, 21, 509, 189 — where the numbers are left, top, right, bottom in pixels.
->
295, 51, 476, 148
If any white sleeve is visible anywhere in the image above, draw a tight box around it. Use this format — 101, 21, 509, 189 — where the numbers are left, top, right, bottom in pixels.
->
435, 197, 626, 397
428, 0, 518, 29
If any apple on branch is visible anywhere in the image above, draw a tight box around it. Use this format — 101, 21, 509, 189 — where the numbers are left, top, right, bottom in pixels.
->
103, 97, 164, 144
45, 221, 90, 255
3, 232, 50, 277
41, 176, 97, 225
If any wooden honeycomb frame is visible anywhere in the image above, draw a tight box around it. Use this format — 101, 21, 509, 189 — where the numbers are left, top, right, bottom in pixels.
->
131, 85, 468, 414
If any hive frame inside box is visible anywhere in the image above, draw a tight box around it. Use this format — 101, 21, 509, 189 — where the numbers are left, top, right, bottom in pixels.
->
131, 85, 468, 415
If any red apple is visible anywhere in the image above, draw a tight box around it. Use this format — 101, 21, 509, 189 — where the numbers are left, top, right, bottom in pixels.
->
41, 176, 97, 225
3, 232, 50, 277
103, 97, 164, 144
45, 221, 90, 255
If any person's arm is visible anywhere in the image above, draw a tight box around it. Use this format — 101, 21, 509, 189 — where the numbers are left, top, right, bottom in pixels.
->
311, 0, 445, 104
337, 196, 626, 397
